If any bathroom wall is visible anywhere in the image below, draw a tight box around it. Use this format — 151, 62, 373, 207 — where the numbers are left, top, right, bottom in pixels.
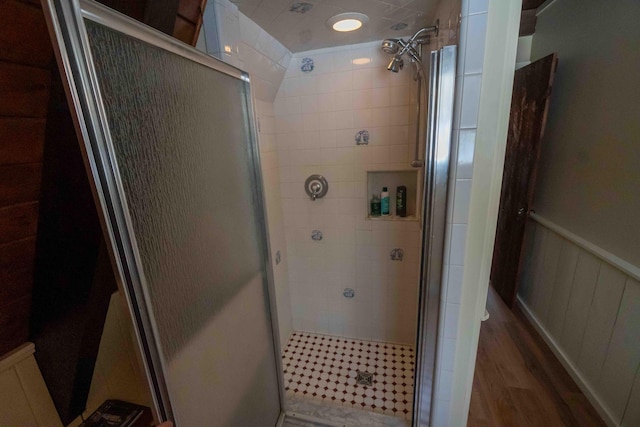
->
274, 41, 423, 345
518, 219, 640, 426
432, 0, 487, 425
201, 0, 294, 347
202, 0, 291, 100
530, 0, 640, 267
515, 1, 640, 424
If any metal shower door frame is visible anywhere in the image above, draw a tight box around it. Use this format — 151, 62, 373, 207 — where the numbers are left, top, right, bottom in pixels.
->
413, 45, 457, 426
40, 0, 286, 423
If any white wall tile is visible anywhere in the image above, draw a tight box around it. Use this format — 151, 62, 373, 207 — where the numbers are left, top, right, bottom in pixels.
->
452, 78, 464, 130
447, 265, 464, 304
456, 130, 476, 179
449, 224, 468, 266
440, 337, 457, 372
452, 179, 472, 224
444, 303, 461, 339
463, 13, 488, 75
468, 0, 489, 15
459, 73, 482, 129
273, 40, 422, 343
456, 16, 467, 77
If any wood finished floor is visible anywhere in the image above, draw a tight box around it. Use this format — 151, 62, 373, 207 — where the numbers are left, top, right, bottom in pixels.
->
467, 286, 606, 427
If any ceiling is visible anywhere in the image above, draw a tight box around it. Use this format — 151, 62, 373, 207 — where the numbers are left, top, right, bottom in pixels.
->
230, 0, 442, 52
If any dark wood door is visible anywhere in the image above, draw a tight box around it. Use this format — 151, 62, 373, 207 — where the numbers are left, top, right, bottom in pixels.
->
490, 53, 558, 307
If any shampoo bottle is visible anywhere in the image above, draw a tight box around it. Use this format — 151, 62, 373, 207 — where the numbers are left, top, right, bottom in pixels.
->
381, 187, 390, 216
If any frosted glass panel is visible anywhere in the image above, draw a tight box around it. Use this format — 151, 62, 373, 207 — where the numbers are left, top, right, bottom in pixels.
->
85, 21, 280, 426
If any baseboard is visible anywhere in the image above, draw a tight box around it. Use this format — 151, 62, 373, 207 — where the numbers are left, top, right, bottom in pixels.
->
516, 297, 619, 427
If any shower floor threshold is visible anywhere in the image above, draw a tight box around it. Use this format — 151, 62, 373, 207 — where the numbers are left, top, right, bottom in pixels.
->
282, 332, 415, 423
284, 395, 410, 427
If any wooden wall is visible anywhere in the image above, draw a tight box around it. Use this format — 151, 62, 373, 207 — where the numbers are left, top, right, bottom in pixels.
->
174, 0, 207, 45
97, 0, 206, 45
0, 0, 53, 357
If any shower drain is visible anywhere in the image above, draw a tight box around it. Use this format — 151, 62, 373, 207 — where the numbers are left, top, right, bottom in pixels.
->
355, 371, 374, 386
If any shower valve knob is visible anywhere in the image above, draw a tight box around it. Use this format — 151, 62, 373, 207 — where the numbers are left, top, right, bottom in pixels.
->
305, 175, 329, 201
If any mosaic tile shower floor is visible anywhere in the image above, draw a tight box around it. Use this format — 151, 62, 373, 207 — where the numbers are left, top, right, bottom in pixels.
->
282, 332, 415, 421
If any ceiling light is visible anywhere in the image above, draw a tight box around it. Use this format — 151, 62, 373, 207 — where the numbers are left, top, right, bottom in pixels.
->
352, 57, 371, 65
334, 19, 362, 32
327, 12, 369, 33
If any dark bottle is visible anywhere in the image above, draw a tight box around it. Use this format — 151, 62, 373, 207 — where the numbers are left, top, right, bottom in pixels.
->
396, 186, 407, 217
370, 194, 381, 217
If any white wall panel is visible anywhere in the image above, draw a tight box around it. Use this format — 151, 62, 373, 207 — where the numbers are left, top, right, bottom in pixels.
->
0, 344, 63, 427
577, 263, 626, 386
533, 229, 562, 319
519, 218, 640, 426
546, 240, 580, 338
598, 278, 640, 421
622, 366, 640, 426
560, 249, 600, 363
524, 224, 548, 308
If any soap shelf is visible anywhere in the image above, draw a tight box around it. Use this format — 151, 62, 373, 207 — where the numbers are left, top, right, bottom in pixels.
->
366, 169, 421, 221
367, 215, 419, 222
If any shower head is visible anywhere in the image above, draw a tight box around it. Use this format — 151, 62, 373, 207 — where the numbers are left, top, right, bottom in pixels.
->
387, 55, 404, 73
381, 39, 404, 55
380, 22, 439, 73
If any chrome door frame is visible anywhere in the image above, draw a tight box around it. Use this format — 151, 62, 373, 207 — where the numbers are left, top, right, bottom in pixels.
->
41, 0, 286, 423
413, 45, 457, 426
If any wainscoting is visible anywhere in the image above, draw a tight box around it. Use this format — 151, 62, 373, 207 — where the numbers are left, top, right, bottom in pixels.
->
518, 215, 640, 426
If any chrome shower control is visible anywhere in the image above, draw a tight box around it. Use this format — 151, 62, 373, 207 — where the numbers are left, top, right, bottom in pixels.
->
305, 174, 328, 201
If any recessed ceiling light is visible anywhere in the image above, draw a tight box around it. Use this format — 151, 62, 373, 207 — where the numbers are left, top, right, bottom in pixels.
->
327, 12, 369, 32
352, 57, 371, 65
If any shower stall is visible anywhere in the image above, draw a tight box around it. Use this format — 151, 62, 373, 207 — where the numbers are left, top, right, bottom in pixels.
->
42, 0, 455, 425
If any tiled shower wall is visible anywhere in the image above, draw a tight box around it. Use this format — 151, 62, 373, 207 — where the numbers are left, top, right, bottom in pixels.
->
274, 42, 423, 345
432, 0, 486, 425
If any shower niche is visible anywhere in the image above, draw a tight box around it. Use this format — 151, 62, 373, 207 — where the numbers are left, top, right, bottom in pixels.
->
366, 169, 420, 220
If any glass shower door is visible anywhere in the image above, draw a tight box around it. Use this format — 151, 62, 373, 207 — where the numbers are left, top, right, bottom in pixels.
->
42, 1, 282, 425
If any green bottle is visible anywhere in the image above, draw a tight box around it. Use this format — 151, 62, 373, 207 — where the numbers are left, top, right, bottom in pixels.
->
371, 195, 381, 216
